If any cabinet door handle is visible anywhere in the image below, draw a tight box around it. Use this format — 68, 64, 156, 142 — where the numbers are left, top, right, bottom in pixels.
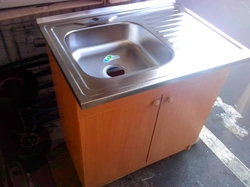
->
153, 100, 161, 106
167, 97, 174, 103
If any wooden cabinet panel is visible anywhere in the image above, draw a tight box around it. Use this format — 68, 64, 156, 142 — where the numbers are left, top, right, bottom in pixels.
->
79, 90, 161, 187
49, 46, 231, 186
48, 49, 85, 183
147, 68, 230, 164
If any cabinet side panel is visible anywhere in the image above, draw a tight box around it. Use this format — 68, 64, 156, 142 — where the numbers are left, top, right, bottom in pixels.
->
148, 68, 231, 164
48, 48, 85, 184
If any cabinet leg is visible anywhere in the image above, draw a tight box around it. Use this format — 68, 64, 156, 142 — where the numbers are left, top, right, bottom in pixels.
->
195, 137, 200, 143
186, 145, 192, 150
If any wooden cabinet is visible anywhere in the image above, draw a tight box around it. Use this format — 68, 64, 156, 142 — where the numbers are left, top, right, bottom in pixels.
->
147, 71, 230, 164
78, 90, 161, 186
48, 49, 230, 187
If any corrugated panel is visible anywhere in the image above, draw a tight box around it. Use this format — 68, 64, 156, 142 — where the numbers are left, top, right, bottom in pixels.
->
139, 4, 184, 47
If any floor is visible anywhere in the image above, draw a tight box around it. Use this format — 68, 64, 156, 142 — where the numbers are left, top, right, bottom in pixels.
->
1, 0, 250, 186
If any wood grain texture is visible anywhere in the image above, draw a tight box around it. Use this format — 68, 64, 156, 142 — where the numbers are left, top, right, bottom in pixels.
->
79, 87, 161, 186
147, 68, 231, 164
48, 48, 162, 187
48, 48, 85, 184
49, 46, 231, 187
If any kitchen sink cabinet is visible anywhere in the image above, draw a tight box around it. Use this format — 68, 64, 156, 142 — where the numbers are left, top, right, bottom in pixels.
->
49, 49, 230, 187
77, 88, 161, 186
147, 70, 230, 164
49, 49, 162, 186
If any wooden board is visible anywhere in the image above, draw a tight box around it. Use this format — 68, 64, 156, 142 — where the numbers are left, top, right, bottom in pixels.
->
48, 47, 231, 186
147, 68, 231, 164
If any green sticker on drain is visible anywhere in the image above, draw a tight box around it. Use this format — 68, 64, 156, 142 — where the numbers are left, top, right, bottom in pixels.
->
103, 54, 120, 63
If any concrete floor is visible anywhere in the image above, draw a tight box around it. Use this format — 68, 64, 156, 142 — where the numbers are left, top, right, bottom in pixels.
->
105, 0, 250, 186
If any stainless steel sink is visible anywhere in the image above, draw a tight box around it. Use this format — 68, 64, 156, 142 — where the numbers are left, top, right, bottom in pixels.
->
65, 23, 173, 78
37, 0, 250, 109
37, 0, 178, 105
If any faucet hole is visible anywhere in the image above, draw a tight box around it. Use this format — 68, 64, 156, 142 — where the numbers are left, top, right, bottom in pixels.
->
106, 66, 125, 77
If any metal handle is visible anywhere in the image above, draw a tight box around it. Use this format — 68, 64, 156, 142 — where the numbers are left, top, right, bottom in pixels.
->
153, 100, 161, 106
167, 97, 174, 103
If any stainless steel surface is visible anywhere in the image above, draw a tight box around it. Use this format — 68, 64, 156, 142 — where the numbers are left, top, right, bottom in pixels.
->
65, 22, 173, 79
37, 0, 250, 109
0, 0, 71, 9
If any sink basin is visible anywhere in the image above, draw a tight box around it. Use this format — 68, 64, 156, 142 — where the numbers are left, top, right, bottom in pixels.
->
65, 23, 173, 78
37, 1, 182, 107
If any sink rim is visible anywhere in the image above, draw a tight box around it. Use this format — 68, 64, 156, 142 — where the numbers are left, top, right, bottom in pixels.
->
63, 21, 175, 79
39, 1, 190, 103
49, 19, 175, 92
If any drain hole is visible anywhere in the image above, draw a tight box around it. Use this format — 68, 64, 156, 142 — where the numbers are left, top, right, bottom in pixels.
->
106, 66, 125, 77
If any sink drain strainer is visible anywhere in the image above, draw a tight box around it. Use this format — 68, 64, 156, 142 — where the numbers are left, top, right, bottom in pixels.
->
106, 66, 125, 77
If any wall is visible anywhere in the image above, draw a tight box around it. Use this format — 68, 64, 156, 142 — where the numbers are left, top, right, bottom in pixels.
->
177, 0, 250, 48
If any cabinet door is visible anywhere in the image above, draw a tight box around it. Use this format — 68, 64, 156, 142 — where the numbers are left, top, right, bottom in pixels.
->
147, 69, 230, 164
79, 90, 161, 187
